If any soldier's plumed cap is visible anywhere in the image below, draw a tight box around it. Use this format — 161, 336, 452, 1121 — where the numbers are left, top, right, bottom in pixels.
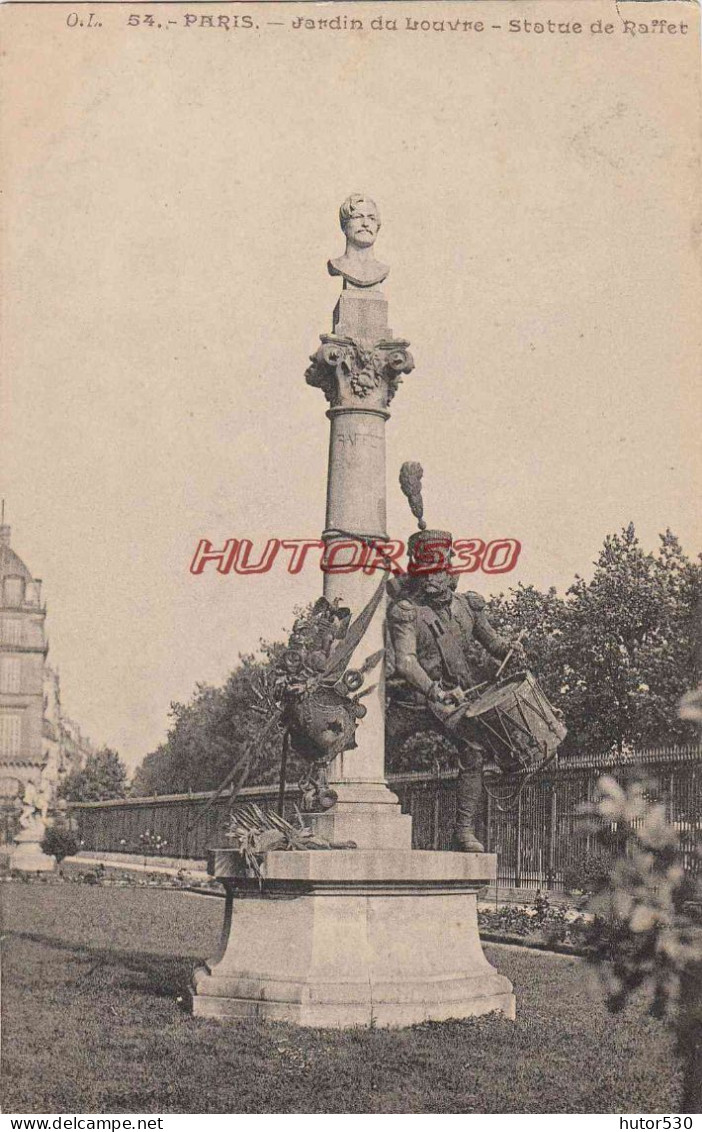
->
399, 462, 453, 568
407, 529, 453, 569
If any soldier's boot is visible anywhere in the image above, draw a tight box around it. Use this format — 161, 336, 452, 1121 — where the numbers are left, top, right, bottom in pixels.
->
453, 767, 485, 853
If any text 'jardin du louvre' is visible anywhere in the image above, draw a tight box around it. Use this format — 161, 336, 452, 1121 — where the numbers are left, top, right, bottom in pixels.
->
189, 537, 521, 576
284, 14, 689, 35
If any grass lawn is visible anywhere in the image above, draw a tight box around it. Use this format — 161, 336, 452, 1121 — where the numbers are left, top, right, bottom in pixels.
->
2, 882, 680, 1114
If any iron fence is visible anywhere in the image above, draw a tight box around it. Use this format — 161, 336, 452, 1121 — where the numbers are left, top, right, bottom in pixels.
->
68, 743, 702, 891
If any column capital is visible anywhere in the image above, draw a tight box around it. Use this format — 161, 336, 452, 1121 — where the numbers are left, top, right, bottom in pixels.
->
305, 334, 414, 412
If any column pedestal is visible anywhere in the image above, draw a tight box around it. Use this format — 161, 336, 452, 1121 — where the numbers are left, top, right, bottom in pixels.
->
191, 848, 515, 1027
305, 286, 415, 849
307, 802, 412, 851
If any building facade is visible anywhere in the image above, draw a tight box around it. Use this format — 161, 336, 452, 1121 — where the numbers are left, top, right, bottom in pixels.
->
0, 522, 91, 844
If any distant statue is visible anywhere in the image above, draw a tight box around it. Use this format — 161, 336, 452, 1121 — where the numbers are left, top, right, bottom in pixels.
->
18, 773, 51, 834
328, 194, 389, 289
11, 770, 57, 870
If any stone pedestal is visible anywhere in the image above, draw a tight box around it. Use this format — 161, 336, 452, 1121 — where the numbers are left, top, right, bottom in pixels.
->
9, 827, 55, 872
191, 848, 515, 1027
333, 288, 390, 339
306, 795, 412, 851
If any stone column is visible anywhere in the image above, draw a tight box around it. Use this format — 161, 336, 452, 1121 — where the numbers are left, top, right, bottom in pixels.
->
305, 288, 414, 848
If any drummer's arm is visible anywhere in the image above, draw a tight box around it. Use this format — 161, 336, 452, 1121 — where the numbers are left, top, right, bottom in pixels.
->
387, 600, 440, 700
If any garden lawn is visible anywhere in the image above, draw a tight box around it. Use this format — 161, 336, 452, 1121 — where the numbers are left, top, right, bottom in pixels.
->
2, 882, 680, 1114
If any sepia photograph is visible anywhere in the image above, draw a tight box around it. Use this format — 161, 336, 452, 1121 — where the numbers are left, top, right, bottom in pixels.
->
1, 0, 701, 1118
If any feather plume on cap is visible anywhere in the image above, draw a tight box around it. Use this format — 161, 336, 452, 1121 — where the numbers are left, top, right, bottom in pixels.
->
399, 461, 427, 531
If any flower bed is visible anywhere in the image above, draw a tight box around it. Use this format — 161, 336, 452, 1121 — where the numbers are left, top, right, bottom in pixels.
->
478, 891, 592, 952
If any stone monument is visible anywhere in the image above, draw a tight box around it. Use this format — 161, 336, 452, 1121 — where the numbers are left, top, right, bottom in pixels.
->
191, 196, 516, 1026
9, 774, 55, 872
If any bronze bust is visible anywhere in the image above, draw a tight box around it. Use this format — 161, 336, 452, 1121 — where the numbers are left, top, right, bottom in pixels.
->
328, 194, 389, 289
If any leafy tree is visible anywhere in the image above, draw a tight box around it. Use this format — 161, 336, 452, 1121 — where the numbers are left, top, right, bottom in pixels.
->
485, 582, 567, 702
58, 747, 128, 802
558, 525, 700, 755
131, 641, 300, 797
41, 825, 79, 862
386, 729, 453, 774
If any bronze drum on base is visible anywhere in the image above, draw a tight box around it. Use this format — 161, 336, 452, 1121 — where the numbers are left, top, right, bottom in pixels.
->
450, 671, 567, 775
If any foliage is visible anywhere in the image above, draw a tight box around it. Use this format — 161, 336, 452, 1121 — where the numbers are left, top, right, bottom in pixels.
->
58, 747, 128, 802
225, 802, 340, 878
137, 830, 169, 857
478, 903, 536, 938
477, 892, 589, 947
40, 825, 79, 863
130, 639, 306, 798
386, 729, 455, 773
582, 775, 702, 1112
562, 528, 700, 755
484, 583, 567, 701
560, 849, 622, 896
4, 883, 679, 1113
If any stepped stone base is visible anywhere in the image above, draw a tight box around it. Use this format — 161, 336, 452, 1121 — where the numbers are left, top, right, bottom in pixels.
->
8, 841, 55, 872
191, 849, 515, 1028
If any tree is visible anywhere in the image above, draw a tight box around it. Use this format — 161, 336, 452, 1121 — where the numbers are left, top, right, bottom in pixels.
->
485, 582, 567, 703
58, 747, 128, 802
131, 641, 296, 797
558, 525, 700, 755
41, 825, 79, 862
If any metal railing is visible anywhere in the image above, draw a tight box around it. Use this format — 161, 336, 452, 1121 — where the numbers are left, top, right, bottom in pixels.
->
68, 744, 702, 890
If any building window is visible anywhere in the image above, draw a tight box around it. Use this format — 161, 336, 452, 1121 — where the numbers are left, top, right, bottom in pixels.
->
0, 658, 21, 694
0, 620, 22, 645
0, 713, 21, 756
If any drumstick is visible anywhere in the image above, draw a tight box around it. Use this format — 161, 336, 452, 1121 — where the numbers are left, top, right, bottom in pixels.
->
494, 650, 513, 682
494, 629, 527, 682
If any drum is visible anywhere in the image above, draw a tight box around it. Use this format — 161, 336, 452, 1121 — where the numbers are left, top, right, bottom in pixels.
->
450, 670, 567, 774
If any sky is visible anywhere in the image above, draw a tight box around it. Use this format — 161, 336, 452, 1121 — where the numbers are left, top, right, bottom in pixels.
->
2, 0, 700, 769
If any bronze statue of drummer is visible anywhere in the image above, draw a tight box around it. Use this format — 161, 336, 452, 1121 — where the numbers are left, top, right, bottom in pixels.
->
386, 465, 527, 852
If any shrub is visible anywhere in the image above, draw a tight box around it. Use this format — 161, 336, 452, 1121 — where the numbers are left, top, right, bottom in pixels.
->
477, 893, 589, 947
41, 826, 79, 863
137, 830, 169, 858
582, 775, 702, 1113
561, 849, 621, 895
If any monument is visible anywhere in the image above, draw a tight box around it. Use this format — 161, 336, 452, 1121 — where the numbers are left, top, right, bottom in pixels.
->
7, 774, 55, 872
191, 196, 517, 1026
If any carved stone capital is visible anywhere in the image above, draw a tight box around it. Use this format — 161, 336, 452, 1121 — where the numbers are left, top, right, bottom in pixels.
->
305, 335, 414, 411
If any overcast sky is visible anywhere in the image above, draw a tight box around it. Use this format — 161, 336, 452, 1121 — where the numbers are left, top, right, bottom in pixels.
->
3, 1, 699, 769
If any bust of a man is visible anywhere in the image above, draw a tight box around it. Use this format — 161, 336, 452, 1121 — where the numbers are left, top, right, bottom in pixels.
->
328, 194, 389, 289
